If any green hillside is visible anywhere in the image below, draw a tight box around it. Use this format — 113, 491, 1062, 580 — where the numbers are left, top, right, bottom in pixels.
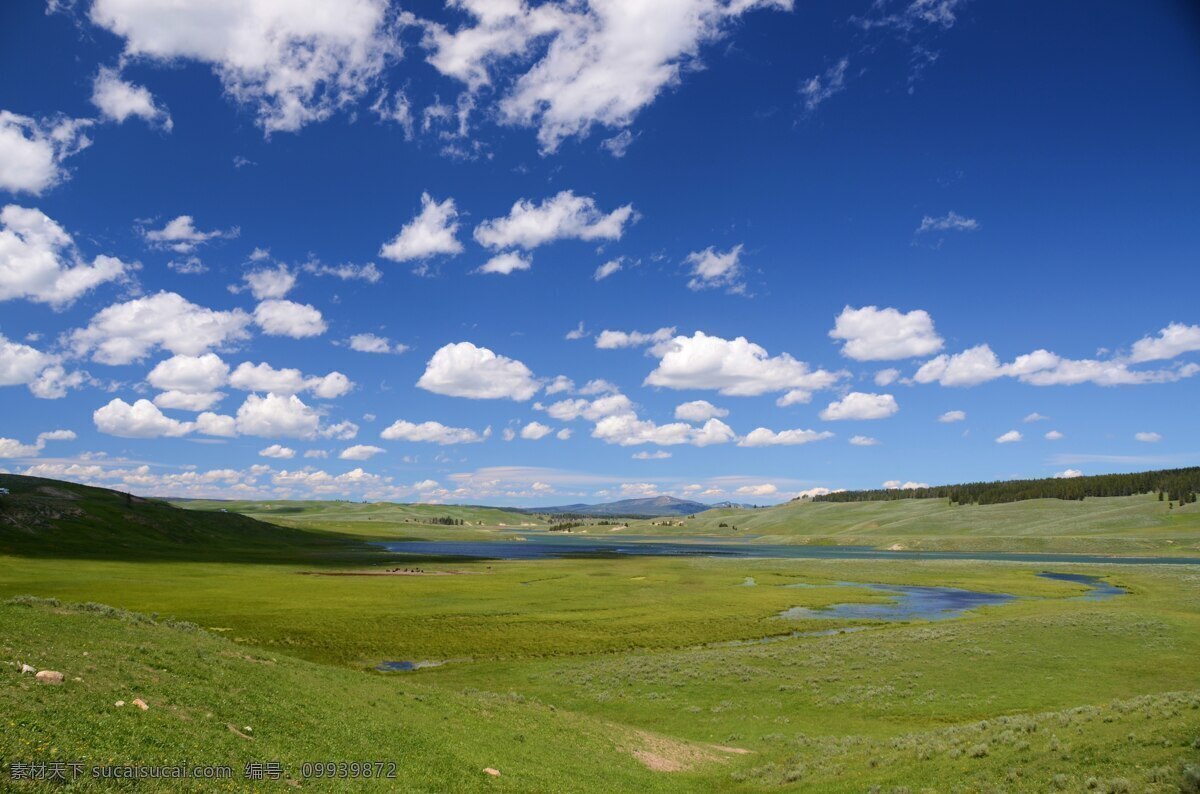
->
0, 474, 368, 562
621, 493, 1200, 554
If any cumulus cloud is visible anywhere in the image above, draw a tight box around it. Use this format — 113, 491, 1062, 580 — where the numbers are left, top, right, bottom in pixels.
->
227, 361, 351, 399
379, 193, 463, 263
592, 414, 735, 447
1054, 468, 1083, 479
380, 419, 487, 445
1135, 431, 1162, 443
874, 368, 901, 386
70, 292, 252, 365
0, 429, 75, 459
519, 421, 554, 440
684, 244, 744, 292
142, 215, 237, 253
849, 435, 880, 446
474, 190, 635, 250
736, 483, 778, 497
916, 211, 978, 233
86, 0, 398, 134
738, 427, 835, 447
819, 392, 899, 421
674, 400, 728, 423
259, 444, 295, 459
1045, 430, 1064, 440
1130, 323, 1200, 363
477, 251, 532, 275
339, 444, 385, 460
938, 410, 966, 423
1023, 412, 1049, 422
645, 331, 845, 397
417, 341, 539, 400
347, 333, 408, 354
146, 353, 229, 394
235, 393, 321, 438
883, 480, 929, 490
153, 390, 224, 411
995, 430, 1022, 444
91, 67, 172, 130
423, 0, 791, 151
595, 327, 675, 350
195, 411, 237, 437
1, 334, 69, 399
1, 204, 133, 307
914, 342, 1200, 388
240, 264, 296, 299
253, 299, 327, 337
0, 110, 92, 195
94, 397, 194, 438
829, 305, 943, 361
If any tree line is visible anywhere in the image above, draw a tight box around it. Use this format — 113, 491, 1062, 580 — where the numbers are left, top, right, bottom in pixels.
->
808, 467, 1200, 506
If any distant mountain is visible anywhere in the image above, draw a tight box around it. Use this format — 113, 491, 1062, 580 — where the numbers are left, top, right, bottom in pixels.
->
527, 495, 711, 518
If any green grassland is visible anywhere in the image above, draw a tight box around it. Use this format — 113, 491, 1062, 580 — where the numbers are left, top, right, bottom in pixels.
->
620, 494, 1200, 555
3, 475, 1200, 791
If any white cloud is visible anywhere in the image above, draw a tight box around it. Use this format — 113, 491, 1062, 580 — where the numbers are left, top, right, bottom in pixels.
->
544, 375, 575, 395
195, 411, 237, 437
70, 292, 252, 365
595, 327, 675, 349
1, 334, 61, 397
477, 251, 532, 275
735, 483, 778, 497
142, 215, 236, 253
592, 414, 735, 447
1054, 468, 1083, 479
228, 361, 351, 398
235, 393, 320, 438
995, 430, 1022, 444
914, 343, 1200, 388
1135, 432, 1162, 443
0, 110, 92, 195
632, 450, 670, 460
379, 193, 463, 263
674, 400, 728, 422
301, 260, 382, 283
146, 353, 229, 393
348, 333, 408, 354
738, 427, 835, 447
543, 393, 635, 423
417, 341, 539, 400
0, 429, 75, 459
153, 390, 224, 411
685, 244, 744, 292
253, 299, 327, 337
259, 444, 295, 459
94, 397, 193, 438
241, 264, 296, 299
520, 421, 554, 440
830, 305, 944, 361
916, 211, 978, 233
91, 67, 172, 130
556, 428, 572, 440
849, 435, 880, 446
1130, 323, 1200, 363
565, 321, 588, 340
168, 256, 206, 274
874, 368, 901, 386
319, 421, 359, 441
380, 419, 487, 445
594, 258, 622, 280
884, 480, 929, 490
340, 444, 385, 460
820, 392, 899, 421
474, 190, 635, 250
1023, 412, 1049, 422
645, 331, 845, 397
938, 410, 966, 423
87, 0, 397, 134
800, 58, 848, 112
0, 204, 132, 307
28, 365, 85, 400
304, 449, 328, 458
1044, 430, 1064, 441
425, 0, 790, 151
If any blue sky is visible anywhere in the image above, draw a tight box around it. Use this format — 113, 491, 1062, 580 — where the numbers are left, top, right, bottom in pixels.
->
1, 0, 1198, 505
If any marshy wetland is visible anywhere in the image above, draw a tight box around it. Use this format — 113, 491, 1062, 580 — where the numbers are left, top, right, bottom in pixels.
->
3, 479, 1200, 791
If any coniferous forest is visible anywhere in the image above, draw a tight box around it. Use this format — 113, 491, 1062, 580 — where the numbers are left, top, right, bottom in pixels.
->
808, 467, 1200, 506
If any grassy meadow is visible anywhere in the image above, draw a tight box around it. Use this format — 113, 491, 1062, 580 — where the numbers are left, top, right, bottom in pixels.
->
3, 474, 1200, 791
